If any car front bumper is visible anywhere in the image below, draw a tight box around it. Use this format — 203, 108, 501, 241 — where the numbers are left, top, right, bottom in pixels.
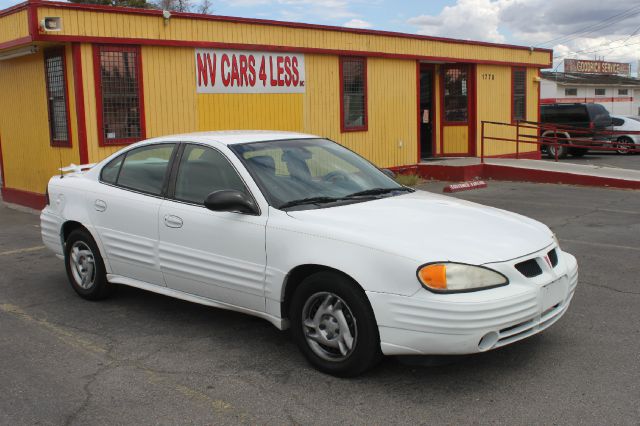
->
368, 249, 578, 356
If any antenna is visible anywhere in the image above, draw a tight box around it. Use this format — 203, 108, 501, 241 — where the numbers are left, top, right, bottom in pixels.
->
58, 149, 63, 178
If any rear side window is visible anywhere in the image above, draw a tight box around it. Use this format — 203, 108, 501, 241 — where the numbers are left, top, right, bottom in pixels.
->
174, 145, 247, 204
115, 144, 175, 196
101, 155, 124, 184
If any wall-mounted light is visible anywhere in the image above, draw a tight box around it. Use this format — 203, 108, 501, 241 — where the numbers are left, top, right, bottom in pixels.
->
40, 17, 63, 32
162, 10, 171, 25
0, 45, 39, 62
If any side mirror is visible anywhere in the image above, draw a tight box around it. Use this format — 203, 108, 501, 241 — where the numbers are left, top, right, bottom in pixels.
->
204, 190, 258, 215
381, 168, 396, 179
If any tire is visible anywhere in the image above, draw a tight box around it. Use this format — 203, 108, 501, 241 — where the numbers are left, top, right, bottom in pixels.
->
616, 137, 635, 155
64, 228, 112, 301
569, 148, 588, 157
289, 271, 382, 377
544, 132, 569, 159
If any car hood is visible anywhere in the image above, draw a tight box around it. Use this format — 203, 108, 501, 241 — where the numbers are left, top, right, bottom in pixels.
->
286, 190, 553, 265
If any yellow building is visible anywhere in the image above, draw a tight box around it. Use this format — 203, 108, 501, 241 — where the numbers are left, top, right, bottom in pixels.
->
0, 0, 551, 208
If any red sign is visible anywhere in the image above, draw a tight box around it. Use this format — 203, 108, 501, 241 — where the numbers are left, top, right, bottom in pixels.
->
443, 180, 488, 193
195, 49, 306, 94
564, 59, 630, 75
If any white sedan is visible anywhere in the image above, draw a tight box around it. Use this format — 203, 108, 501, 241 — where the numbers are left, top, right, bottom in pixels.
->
41, 131, 578, 376
611, 115, 640, 154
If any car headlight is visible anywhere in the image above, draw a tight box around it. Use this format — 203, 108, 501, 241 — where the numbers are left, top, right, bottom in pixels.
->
417, 262, 509, 293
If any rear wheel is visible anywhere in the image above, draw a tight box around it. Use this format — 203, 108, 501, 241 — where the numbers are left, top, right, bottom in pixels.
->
64, 229, 112, 300
289, 271, 382, 377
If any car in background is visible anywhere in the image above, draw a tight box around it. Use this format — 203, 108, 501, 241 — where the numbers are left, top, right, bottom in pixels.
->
611, 115, 640, 154
40, 131, 578, 376
540, 103, 613, 159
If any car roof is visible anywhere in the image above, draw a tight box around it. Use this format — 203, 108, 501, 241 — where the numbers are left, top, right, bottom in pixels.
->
143, 130, 320, 146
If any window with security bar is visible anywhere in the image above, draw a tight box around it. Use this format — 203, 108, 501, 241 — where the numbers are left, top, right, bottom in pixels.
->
442, 66, 468, 123
512, 68, 527, 122
340, 57, 367, 131
95, 46, 144, 145
44, 48, 70, 147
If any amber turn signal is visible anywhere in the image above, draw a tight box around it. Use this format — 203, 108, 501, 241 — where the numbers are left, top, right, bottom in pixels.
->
418, 264, 447, 290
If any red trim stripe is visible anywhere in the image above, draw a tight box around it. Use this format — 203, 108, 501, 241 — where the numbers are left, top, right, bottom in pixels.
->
0, 134, 6, 188
21, 0, 552, 56
0, 1, 28, 18
72, 43, 89, 164
541, 97, 634, 104
1, 187, 47, 210
0, 36, 32, 51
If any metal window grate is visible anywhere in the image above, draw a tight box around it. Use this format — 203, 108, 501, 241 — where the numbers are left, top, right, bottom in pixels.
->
512, 69, 526, 121
443, 67, 468, 123
341, 57, 366, 129
44, 49, 69, 145
98, 46, 142, 143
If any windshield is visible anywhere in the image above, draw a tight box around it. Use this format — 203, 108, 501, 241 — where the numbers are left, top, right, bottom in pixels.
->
230, 138, 407, 210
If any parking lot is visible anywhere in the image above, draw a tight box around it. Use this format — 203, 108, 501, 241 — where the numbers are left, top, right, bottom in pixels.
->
1, 181, 639, 425
543, 151, 640, 171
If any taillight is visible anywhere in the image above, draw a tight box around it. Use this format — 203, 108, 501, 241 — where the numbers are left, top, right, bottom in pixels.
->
589, 121, 595, 129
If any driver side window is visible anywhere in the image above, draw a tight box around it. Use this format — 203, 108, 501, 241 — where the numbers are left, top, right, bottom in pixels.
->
174, 145, 248, 205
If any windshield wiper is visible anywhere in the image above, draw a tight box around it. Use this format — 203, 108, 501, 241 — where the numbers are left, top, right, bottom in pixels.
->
346, 187, 414, 197
279, 196, 346, 209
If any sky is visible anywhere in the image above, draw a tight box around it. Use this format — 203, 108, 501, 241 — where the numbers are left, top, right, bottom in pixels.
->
2, 0, 639, 73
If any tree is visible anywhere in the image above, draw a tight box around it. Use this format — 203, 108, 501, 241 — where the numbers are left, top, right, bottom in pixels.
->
68, 0, 154, 8
154, 0, 213, 13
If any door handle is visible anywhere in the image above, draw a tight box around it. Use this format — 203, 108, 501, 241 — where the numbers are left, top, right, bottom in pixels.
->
163, 215, 183, 228
94, 199, 107, 212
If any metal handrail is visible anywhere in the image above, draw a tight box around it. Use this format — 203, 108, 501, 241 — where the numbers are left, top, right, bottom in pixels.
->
480, 120, 640, 163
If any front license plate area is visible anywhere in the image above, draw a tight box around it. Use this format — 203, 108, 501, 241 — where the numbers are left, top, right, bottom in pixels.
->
542, 278, 568, 312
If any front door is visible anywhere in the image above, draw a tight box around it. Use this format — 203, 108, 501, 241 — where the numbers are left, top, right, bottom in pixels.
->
158, 143, 267, 312
419, 66, 434, 159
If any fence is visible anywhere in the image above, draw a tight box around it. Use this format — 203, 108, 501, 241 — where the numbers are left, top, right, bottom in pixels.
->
480, 120, 640, 163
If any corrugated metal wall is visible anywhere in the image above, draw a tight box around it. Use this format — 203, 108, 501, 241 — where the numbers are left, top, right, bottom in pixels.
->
35, 6, 551, 67
474, 64, 538, 156
0, 46, 80, 193
0, 10, 29, 45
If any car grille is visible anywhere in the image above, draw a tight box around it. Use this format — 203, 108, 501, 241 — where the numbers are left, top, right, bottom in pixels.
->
515, 258, 543, 278
548, 248, 558, 267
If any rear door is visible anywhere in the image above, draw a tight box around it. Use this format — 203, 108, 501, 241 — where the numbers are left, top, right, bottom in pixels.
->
158, 143, 267, 311
90, 143, 177, 285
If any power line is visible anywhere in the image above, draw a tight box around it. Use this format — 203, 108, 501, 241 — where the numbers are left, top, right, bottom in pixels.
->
554, 34, 640, 60
540, 4, 640, 47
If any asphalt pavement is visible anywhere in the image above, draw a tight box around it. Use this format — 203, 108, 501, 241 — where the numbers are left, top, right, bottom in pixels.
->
0, 181, 638, 425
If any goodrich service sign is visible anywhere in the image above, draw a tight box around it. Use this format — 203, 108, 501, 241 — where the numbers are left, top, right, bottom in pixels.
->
195, 49, 306, 94
564, 59, 630, 75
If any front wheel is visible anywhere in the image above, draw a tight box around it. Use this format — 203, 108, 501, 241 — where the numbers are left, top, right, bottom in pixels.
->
616, 137, 635, 155
289, 271, 382, 377
64, 228, 112, 300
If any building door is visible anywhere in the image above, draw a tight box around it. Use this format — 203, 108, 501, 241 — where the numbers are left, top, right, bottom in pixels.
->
419, 65, 434, 158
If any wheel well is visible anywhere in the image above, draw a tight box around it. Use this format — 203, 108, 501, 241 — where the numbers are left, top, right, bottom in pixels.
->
61, 221, 88, 243
281, 264, 364, 320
